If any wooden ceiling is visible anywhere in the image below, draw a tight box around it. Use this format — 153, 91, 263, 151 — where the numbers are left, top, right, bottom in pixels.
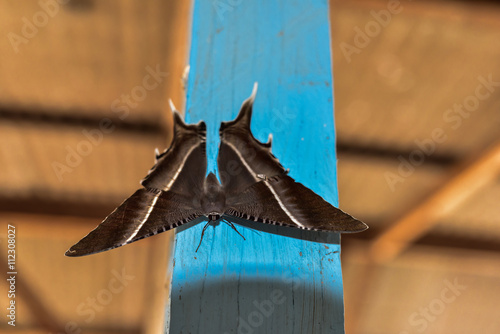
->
332, 1, 500, 332
0, 0, 499, 333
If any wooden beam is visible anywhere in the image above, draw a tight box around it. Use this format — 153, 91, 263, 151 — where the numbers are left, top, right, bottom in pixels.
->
0, 107, 164, 134
336, 140, 458, 165
369, 140, 500, 263
166, 0, 346, 332
0, 196, 118, 219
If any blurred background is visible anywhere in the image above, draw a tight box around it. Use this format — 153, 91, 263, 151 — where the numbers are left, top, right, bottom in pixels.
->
0, 0, 499, 333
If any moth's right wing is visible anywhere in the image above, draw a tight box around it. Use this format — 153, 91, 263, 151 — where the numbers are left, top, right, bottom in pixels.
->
219, 84, 367, 233
224, 174, 367, 233
66, 112, 207, 257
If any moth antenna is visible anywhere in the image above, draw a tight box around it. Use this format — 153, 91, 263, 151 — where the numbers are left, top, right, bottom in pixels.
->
223, 220, 246, 241
248, 229, 262, 237
196, 222, 211, 252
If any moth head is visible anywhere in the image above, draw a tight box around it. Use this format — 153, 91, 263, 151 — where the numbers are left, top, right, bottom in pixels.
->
207, 212, 222, 222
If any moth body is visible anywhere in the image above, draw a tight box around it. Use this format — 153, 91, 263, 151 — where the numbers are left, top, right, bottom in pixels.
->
201, 172, 226, 217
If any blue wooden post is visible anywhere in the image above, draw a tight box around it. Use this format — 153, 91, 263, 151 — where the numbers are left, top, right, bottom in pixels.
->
166, 0, 345, 333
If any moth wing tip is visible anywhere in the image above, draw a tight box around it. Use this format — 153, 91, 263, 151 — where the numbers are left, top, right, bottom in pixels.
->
64, 248, 78, 257
250, 82, 258, 101
351, 220, 369, 233
168, 99, 178, 113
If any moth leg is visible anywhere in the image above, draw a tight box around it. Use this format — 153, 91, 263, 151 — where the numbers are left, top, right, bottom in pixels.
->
222, 220, 246, 241
196, 222, 211, 252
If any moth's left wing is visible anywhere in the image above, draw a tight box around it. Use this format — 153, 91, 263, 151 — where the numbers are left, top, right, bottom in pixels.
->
224, 174, 367, 232
65, 189, 204, 257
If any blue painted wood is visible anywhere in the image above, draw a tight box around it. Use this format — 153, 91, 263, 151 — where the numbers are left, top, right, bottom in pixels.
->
166, 0, 345, 333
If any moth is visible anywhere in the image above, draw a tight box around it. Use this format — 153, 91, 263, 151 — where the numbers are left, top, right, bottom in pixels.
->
66, 85, 367, 257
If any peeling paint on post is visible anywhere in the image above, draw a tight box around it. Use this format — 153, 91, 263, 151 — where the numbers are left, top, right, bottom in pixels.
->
166, 0, 345, 333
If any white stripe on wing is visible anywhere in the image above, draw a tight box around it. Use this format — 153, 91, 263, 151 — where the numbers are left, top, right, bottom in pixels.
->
124, 191, 161, 244
225, 140, 304, 228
